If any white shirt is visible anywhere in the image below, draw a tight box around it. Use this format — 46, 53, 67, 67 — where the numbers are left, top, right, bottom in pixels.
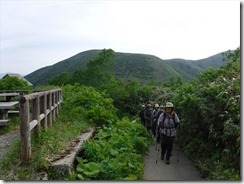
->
157, 112, 180, 137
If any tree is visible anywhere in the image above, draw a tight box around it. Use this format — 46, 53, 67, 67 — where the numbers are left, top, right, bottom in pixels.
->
0, 76, 30, 90
48, 72, 70, 86
173, 47, 240, 180
48, 49, 116, 88
84, 49, 115, 88
223, 47, 240, 63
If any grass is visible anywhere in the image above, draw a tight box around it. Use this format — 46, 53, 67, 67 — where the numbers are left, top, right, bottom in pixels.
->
0, 116, 19, 135
0, 108, 91, 180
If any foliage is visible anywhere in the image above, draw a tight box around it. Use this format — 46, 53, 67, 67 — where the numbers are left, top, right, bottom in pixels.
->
164, 77, 183, 90
48, 72, 70, 86
67, 118, 151, 180
102, 78, 177, 117
103, 79, 152, 116
0, 76, 31, 90
223, 47, 240, 62
62, 84, 118, 127
173, 47, 240, 180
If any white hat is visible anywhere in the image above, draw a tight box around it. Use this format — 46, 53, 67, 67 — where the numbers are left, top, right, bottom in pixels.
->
165, 102, 174, 108
154, 104, 159, 108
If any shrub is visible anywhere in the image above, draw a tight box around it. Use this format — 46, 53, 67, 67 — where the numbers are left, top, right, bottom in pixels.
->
68, 119, 152, 180
173, 49, 240, 180
62, 84, 118, 127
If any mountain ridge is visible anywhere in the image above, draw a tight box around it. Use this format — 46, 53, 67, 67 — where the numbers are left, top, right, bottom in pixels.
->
25, 49, 228, 85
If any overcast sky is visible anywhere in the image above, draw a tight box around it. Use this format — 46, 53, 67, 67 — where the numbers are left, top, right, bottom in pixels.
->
0, 0, 240, 76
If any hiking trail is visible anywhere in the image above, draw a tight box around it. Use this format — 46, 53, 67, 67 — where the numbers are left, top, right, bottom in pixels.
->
143, 141, 203, 181
1, 127, 204, 181
0, 129, 19, 159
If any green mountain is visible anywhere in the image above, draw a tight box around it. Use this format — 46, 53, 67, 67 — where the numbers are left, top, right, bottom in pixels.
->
25, 49, 228, 86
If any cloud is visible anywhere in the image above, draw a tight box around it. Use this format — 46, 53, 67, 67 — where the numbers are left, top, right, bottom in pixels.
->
0, 0, 240, 75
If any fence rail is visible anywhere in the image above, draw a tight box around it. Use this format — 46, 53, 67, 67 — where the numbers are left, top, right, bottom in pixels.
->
19, 89, 62, 162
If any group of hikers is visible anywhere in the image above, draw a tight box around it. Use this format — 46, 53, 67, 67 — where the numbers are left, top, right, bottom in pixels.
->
139, 102, 180, 165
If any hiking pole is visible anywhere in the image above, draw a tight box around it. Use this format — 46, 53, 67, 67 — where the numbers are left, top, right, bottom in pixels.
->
153, 135, 157, 147
154, 127, 158, 149
156, 147, 160, 164
177, 144, 179, 163
155, 127, 160, 150
155, 128, 161, 164
155, 137, 158, 150
176, 126, 180, 163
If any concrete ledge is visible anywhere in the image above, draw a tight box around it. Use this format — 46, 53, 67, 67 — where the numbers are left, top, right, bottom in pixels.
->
46, 128, 95, 180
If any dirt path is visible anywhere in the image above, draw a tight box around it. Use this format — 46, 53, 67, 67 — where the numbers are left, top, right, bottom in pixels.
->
0, 129, 20, 159
1, 128, 203, 181
143, 142, 203, 181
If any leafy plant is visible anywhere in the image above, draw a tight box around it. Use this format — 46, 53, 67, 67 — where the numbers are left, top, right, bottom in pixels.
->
68, 119, 151, 180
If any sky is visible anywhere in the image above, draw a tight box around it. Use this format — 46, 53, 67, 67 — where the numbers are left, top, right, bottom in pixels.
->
0, 0, 240, 76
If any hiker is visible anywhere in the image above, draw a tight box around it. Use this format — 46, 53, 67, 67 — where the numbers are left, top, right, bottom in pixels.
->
154, 105, 165, 142
144, 104, 153, 132
139, 104, 146, 126
151, 103, 160, 137
158, 102, 180, 164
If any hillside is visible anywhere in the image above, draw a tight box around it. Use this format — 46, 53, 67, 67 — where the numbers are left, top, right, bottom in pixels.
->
25, 49, 228, 86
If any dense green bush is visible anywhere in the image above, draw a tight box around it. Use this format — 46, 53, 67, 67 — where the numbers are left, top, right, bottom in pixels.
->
67, 118, 151, 180
173, 48, 240, 180
103, 79, 176, 117
0, 76, 31, 90
62, 84, 118, 127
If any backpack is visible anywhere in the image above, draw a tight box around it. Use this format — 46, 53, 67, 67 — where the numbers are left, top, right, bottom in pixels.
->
160, 112, 179, 128
153, 110, 162, 123
145, 108, 153, 119
139, 109, 145, 119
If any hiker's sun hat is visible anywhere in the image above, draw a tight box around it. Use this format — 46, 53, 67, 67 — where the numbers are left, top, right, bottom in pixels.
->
154, 104, 159, 108
165, 102, 174, 108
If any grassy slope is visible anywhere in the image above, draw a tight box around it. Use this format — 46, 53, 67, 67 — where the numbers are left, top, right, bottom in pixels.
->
165, 52, 227, 81
113, 52, 182, 83
25, 50, 226, 85
25, 50, 101, 86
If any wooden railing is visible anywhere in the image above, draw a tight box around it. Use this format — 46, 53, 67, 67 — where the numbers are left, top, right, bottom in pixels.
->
19, 89, 62, 162
0, 90, 29, 96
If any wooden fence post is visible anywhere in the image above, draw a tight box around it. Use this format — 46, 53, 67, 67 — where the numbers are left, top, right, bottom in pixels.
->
43, 94, 47, 129
59, 90, 62, 109
48, 93, 53, 126
32, 96, 40, 136
56, 91, 59, 116
19, 97, 31, 162
52, 92, 56, 122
